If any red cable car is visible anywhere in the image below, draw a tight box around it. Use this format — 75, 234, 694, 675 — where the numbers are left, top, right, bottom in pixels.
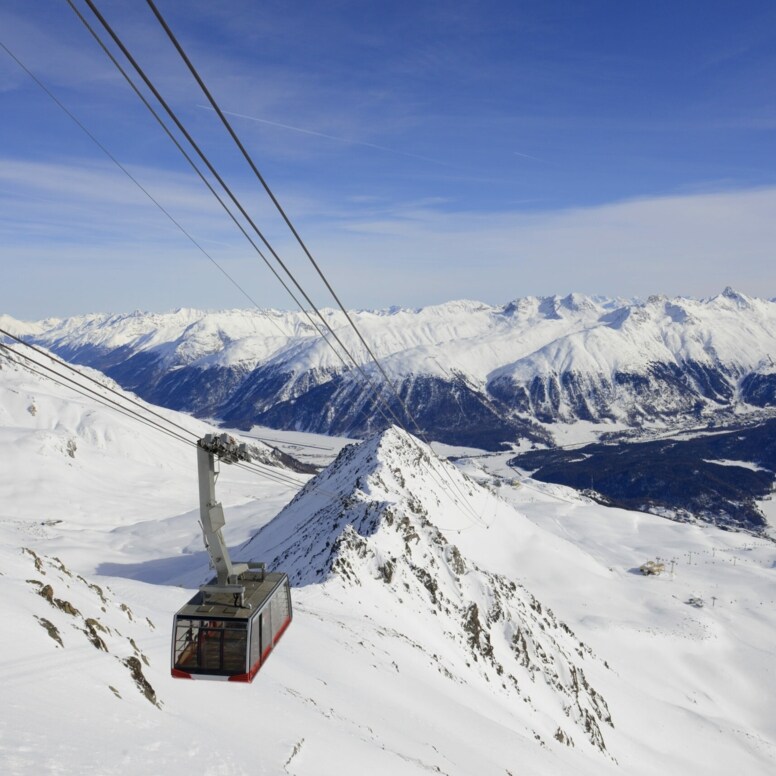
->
171, 434, 292, 682
172, 568, 291, 681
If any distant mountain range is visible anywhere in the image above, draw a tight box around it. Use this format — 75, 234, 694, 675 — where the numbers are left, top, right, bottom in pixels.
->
5, 287, 776, 451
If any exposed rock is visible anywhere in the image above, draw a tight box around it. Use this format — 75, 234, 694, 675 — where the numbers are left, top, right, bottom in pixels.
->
83, 619, 108, 651
38, 584, 81, 617
123, 656, 160, 708
35, 616, 63, 647
22, 547, 45, 574
243, 427, 615, 754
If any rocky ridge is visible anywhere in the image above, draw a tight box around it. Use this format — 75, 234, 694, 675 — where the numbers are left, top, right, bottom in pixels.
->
243, 427, 615, 753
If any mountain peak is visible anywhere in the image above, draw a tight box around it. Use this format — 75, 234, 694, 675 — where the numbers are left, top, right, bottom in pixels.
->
241, 427, 614, 752
718, 286, 753, 308
558, 292, 598, 313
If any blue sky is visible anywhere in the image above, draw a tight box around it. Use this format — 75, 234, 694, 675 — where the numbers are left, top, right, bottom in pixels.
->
2, 0, 776, 319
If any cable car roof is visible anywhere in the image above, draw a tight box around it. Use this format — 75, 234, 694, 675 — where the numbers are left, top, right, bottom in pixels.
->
175, 571, 288, 622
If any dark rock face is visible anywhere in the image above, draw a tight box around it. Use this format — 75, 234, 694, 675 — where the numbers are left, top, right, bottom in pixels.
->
222, 367, 342, 430
488, 360, 737, 426
239, 374, 549, 450
741, 372, 776, 407
143, 365, 249, 416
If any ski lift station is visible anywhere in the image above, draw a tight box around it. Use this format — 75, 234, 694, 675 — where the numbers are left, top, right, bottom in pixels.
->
171, 434, 292, 682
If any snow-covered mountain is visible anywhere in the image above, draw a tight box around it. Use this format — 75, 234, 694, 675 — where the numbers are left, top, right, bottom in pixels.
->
242, 426, 615, 753
0, 343, 305, 538
2, 352, 776, 774
6, 288, 776, 450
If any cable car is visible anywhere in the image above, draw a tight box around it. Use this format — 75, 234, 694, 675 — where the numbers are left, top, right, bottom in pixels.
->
171, 434, 292, 682
172, 566, 291, 682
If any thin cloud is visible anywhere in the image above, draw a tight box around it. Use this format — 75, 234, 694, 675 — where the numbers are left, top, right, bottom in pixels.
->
3, 151, 775, 315
196, 104, 455, 168
307, 185, 776, 303
513, 151, 546, 163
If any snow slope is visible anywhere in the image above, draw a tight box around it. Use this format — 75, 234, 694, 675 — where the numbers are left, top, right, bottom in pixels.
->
1, 352, 775, 775
243, 427, 616, 754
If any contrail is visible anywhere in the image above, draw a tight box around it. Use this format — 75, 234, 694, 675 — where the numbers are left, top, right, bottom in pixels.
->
196, 104, 453, 167
513, 150, 545, 162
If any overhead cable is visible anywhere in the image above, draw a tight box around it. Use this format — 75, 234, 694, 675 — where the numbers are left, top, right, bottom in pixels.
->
66, 1, 484, 526
0, 325, 198, 440
0, 37, 289, 341
142, 0, 486, 524
0, 343, 197, 449
74, 0, 404, 433
145, 0, 426, 438
0, 334, 313, 491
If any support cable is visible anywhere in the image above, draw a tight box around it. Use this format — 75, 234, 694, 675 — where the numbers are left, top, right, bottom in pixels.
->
142, 0, 485, 523
233, 460, 311, 491
145, 0, 424, 437
1, 32, 396, 440
0, 331, 315, 490
0, 37, 290, 341
0, 325, 199, 440
244, 434, 336, 453
75, 0, 403, 433
0, 343, 197, 449
234, 460, 341, 498
60, 1, 483, 526
3, 25, 395, 442
1, 341, 318, 492
54, 5, 302, 343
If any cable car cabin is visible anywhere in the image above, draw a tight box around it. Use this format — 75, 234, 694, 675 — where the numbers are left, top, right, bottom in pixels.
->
173, 434, 292, 682
171, 569, 292, 682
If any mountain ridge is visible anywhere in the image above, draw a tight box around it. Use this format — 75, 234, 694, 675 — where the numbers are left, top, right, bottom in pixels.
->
4, 288, 776, 449
243, 426, 615, 753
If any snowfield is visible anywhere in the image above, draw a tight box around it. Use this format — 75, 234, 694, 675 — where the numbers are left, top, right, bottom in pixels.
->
1, 349, 775, 775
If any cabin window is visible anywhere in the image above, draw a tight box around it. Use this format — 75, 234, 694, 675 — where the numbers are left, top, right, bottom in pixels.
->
261, 609, 272, 657
174, 617, 248, 673
249, 615, 262, 670
270, 586, 290, 642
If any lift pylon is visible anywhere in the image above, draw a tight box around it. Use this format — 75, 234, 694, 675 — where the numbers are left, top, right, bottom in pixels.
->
196, 433, 263, 607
